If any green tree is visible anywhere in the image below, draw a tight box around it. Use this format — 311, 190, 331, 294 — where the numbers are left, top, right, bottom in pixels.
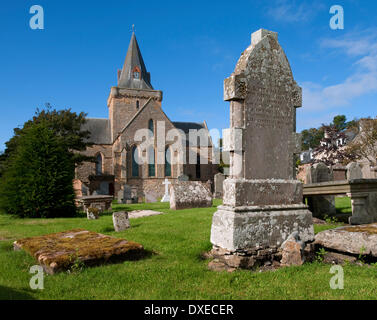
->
0, 104, 92, 177
332, 115, 347, 131
0, 121, 77, 218
301, 127, 325, 150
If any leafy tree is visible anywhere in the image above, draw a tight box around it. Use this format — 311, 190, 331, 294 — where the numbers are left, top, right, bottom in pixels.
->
0, 121, 77, 218
332, 115, 347, 131
0, 104, 92, 177
312, 125, 356, 166
345, 117, 377, 166
301, 127, 325, 150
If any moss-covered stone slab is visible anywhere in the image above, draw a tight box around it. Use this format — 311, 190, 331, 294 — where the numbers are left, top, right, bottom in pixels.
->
13, 229, 144, 274
315, 223, 377, 257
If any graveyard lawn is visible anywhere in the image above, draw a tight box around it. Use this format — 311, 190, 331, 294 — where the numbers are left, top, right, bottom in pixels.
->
1, 200, 377, 300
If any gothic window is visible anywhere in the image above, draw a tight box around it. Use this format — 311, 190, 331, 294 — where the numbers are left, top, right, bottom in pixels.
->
148, 119, 154, 136
196, 153, 201, 179
95, 153, 103, 175
148, 146, 155, 177
132, 146, 139, 177
165, 147, 171, 177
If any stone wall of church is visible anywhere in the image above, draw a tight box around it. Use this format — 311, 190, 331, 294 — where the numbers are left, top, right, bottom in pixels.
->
75, 144, 113, 185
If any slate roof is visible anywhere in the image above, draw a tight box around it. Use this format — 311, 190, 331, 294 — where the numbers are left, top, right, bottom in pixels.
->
172, 121, 212, 147
118, 32, 153, 90
82, 118, 111, 145
173, 121, 208, 133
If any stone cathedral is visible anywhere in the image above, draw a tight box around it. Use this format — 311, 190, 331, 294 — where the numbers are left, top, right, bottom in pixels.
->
74, 32, 217, 198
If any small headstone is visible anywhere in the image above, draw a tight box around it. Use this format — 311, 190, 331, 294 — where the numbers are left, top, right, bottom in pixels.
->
145, 191, 158, 203
307, 162, 336, 217
177, 174, 189, 182
214, 173, 225, 198
161, 178, 171, 202
170, 181, 212, 210
113, 211, 130, 232
347, 162, 363, 181
117, 190, 124, 204
87, 207, 100, 220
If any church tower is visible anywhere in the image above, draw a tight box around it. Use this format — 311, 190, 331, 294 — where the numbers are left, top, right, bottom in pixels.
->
107, 32, 163, 141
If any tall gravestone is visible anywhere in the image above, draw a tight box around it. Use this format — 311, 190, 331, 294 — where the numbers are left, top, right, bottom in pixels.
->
214, 173, 226, 198
306, 162, 336, 217
210, 29, 314, 269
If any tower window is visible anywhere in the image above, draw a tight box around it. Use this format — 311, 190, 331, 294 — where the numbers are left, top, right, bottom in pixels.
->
136, 100, 140, 109
132, 66, 141, 80
133, 71, 140, 79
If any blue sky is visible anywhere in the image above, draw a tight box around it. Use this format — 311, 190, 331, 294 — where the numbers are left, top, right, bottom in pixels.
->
1, 0, 377, 150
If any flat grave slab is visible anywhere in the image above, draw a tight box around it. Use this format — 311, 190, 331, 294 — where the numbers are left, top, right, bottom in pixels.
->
128, 210, 163, 218
315, 223, 377, 257
13, 229, 144, 274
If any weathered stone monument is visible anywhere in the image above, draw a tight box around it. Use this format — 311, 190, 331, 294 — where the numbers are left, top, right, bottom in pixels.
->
145, 191, 158, 203
305, 162, 336, 217
214, 173, 226, 198
170, 181, 212, 210
209, 29, 314, 269
113, 211, 131, 232
177, 174, 189, 182
347, 162, 363, 181
161, 178, 171, 202
117, 185, 132, 204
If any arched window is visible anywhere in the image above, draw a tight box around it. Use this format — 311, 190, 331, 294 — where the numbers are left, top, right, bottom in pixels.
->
96, 153, 103, 175
148, 146, 155, 177
136, 100, 140, 109
148, 119, 154, 136
196, 153, 201, 179
131, 146, 139, 177
165, 147, 171, 177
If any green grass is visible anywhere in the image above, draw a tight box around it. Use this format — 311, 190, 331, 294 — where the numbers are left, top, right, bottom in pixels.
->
336, 196, 352, 214
1, 198, 376, 300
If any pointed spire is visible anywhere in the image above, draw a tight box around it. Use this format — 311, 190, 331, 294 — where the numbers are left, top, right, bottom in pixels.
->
118, 31, 153, 90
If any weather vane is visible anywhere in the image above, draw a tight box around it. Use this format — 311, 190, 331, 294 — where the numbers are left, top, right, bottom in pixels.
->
132, 24, 135, 33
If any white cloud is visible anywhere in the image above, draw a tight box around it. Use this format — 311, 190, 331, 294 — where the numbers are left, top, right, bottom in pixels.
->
302, 30, 377, 111
267, 0, 325, 23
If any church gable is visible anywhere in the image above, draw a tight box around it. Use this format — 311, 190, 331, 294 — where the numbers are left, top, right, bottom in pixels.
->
119, 99, 176, 148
